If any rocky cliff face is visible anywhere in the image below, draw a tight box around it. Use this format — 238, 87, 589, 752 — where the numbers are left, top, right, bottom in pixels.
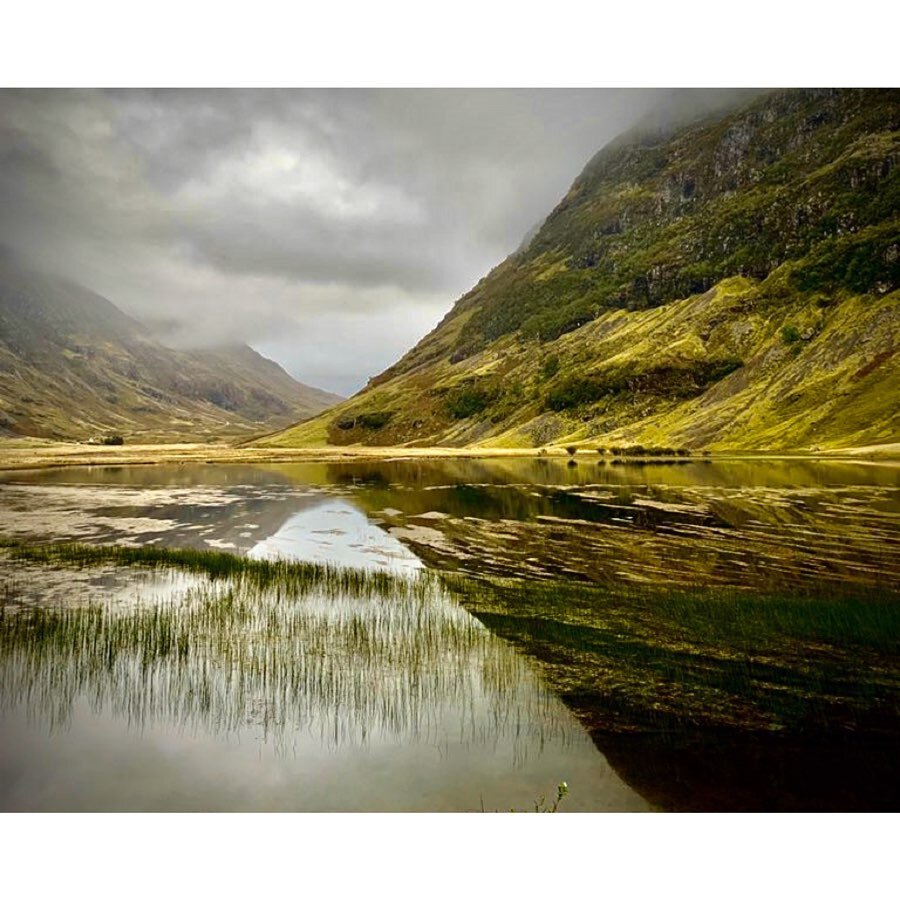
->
261, 89, 899, 452
0, 261, 342, 441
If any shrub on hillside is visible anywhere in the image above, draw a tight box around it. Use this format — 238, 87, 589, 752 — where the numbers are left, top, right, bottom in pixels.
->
539, 355, 561, 380
446, 384, 495, 419
544, 375, 609, 411
357, 411, 392, 429
335, 411, 393, 430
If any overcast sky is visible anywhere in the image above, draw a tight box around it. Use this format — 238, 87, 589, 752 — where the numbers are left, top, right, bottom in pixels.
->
0, 88, 687, 395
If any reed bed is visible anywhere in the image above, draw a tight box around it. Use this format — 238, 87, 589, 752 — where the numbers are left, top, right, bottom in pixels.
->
3, 538, 898, 737
1, 538, 436, 601
0, 540, 570, 752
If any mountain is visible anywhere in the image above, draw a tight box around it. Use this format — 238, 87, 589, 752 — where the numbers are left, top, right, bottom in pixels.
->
0, 260, 342, 441
262, 88, 899, 453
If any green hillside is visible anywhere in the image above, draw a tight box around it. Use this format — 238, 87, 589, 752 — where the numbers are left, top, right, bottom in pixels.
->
261, 89, 899, 452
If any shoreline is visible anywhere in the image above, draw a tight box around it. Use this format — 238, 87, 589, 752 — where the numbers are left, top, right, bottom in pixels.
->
0, 439, 898, 473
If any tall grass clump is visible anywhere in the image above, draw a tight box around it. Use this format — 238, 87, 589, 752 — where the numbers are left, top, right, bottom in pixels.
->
3, 538, 898, 741
1, 539, 435, 603
0, 540, 571, 749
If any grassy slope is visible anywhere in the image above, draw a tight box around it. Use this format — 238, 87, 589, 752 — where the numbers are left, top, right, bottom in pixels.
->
261, 89, 899, 453
263, 278, 899, 452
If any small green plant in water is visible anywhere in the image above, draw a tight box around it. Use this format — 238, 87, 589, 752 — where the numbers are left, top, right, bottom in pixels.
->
502, 781, 570, 813
536, 781, 569, 813
511, 781, 569, 813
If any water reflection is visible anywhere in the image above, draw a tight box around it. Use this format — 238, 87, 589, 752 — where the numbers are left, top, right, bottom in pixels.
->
1, 457, 898, 810
0, 561, 648, 811
2, 457, 897, 590
248, 498, 422, 573
317, 459, 900, 589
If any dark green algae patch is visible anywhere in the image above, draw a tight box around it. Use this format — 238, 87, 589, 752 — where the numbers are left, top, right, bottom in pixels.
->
3, 539, 899, 811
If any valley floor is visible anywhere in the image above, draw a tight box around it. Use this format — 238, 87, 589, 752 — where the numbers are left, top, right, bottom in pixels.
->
0, 438, 898, 473
0, 440, 548, 472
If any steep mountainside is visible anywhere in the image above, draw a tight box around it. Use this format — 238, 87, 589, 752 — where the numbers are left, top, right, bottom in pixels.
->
263, 89, 899, 452
0, 261, 341, 441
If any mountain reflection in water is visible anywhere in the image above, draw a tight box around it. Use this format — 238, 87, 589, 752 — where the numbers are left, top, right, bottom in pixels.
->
1, 456, 897, 811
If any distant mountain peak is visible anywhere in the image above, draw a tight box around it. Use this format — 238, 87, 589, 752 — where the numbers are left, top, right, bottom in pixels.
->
0, 258, 341, 441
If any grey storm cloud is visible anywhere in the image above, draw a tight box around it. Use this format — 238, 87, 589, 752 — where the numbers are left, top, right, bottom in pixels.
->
0, 88, 742, 395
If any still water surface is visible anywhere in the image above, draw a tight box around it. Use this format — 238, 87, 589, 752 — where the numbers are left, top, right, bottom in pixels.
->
3, 456, 896, 587
1, 457, 897, 811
